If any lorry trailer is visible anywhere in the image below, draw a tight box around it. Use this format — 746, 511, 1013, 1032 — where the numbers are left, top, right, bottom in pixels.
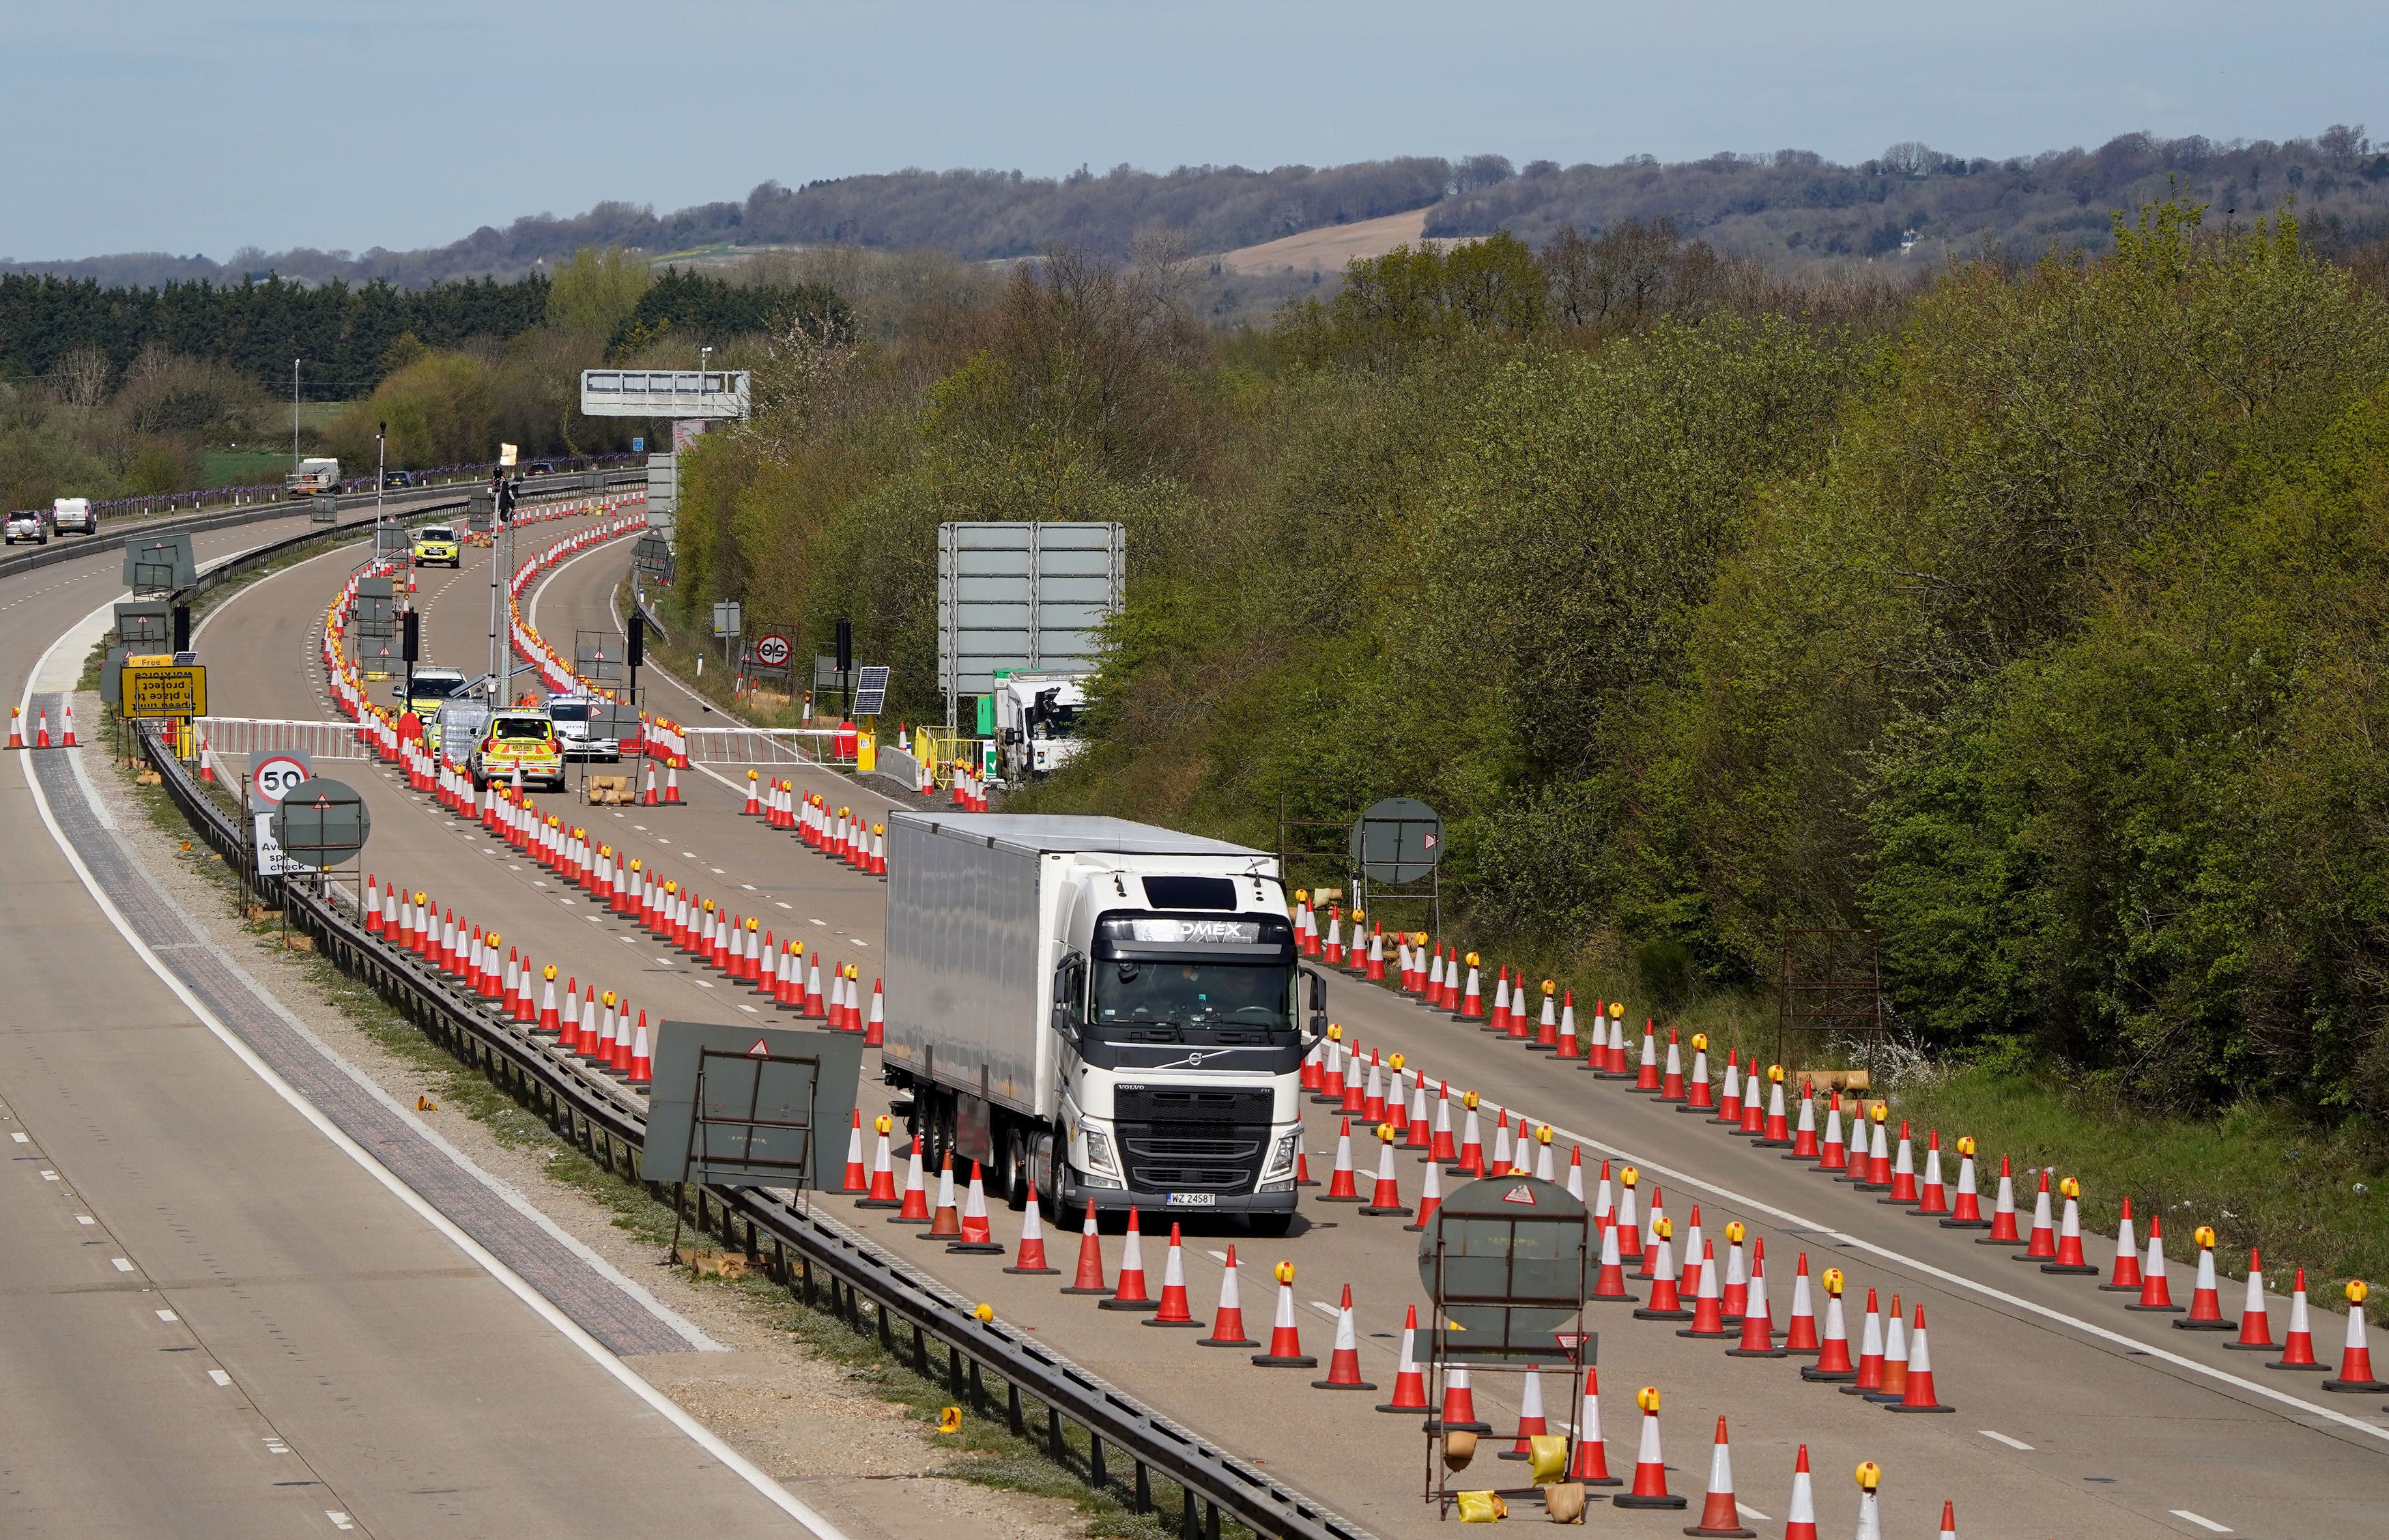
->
882, 813, 1321, 1235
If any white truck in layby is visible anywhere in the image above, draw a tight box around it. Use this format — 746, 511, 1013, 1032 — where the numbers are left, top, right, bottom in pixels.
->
882, 813, 1320, 1236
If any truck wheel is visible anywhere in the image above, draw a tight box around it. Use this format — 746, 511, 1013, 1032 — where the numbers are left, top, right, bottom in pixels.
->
999, 1130, 1029, 1212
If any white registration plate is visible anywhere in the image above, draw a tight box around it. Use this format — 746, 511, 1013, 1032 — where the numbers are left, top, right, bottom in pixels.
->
1164, 1191, 1217, 1208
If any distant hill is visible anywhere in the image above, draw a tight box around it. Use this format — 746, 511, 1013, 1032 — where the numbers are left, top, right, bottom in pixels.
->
8, 130, 2382, 293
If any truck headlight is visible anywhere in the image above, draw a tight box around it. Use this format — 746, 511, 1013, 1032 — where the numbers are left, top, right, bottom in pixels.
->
1263, 1130, 1300, 1180
1082, 1128, 1118, 1175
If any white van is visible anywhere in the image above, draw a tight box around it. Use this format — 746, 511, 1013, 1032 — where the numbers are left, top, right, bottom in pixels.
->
51, 498, 95, 535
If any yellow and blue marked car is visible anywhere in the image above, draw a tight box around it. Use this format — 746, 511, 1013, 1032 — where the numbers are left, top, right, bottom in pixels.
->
411, 524, 462, 568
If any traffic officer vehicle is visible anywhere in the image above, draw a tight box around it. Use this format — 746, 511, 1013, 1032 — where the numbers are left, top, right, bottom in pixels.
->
411, 524, 463, 568
468, 711, 567, 791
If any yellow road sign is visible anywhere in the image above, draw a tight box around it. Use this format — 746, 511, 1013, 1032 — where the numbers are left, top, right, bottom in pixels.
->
121, 664, 208, 718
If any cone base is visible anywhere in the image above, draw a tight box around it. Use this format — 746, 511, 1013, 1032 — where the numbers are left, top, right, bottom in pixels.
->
1683, 1524, 1757, 1538
1976, 1234, 2020, 1244
1096, 1296, 1158, 1311
1403, 1221, 1431, 1233
1677, 1104, 1716, 1114
854, 1198, 905, 1210
1801, 1365, 1859, 1382
1143, 1317, 1207, 1329
1940, 1218, 1992, 1229
2220, 1338, 2277, 1350
1317, 1195, 1364, 1204
1724, 1346, 1788, 1358
1784, 1151, 1824, 1160
1421, 1419, 1493, 1435
1059, 1285, 1115, 1296
1197, 1335, 1258, 1348
1885, 1401, 1956, 1413
2171, 1317, 2234, 1331
1633, 1306, 1695, 1321
1374, 1400, 1431, 1414
1296, 1178, 1319, 1187
1003, 1265, 1061, 1275
2040, 1263, 2102, 1275
2321, 1378, 2389, 1393
1676, 1328, 1738, 1339
2123, 1300, 2184, 1311
2097, 1281, 2142, 1292
946, 1242, 1008, 1255
887, 1216, 932, 1226
1577, 1477, 1626, 1488
1612, 1494, 1687, 1510
1657, 1094, 1688, 1104
1838, 1383, 1886, 1396
1591, 1289, 1640, 1304
1754, 1139, 1794, 1150
1906, 1205, 1951, 1218
1359, 1205, 1414, 1217
1250, 1354, 1319, 1368
2267, 1358, 2327, 1371
919, 1225, 965, 1241
1309, 1378, 1379, 1391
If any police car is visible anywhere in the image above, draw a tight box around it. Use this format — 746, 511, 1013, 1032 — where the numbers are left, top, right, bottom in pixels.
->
411, 524, 462, 568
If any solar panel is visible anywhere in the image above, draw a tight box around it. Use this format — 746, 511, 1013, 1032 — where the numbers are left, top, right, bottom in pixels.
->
851, 665, 891, 717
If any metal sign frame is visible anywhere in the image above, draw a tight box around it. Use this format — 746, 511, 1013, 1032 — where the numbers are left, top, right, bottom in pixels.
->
936, 521, 1124, 718
268, 775, 372, 870
580, 370, 752, 419
639, 1021, 866, 1190
1777, 926, 1885, 1074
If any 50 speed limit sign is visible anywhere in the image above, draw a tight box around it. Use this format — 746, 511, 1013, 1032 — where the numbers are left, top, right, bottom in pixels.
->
252, 750, 313, 805
754, 633, 792, 669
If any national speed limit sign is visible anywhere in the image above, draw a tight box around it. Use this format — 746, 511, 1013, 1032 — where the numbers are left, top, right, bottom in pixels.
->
252, 750, 313, 806
754, 633, 792, 669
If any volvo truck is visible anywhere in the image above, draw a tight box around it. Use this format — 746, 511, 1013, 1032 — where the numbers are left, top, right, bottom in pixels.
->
883, 813, 1321, 1236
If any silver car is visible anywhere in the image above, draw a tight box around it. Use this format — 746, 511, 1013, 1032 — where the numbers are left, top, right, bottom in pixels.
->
544, 696, 620, 761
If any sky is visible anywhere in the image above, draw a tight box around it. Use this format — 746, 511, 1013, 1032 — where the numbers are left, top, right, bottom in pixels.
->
10, 0, 2382, 261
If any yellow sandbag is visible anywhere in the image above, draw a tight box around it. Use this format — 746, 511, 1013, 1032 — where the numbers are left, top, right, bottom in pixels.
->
1455, 1490, 1508, 1523
1527, 1434, 1569, 1484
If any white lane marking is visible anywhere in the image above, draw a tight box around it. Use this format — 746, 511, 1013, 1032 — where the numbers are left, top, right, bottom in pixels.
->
776, 901, 792, 910
1736, 1503, 1772, 1522
1979, 1429, 2033, 1451
208, 1369, 232, 1386
693, 980, 714, 989
326, 1511, 356, 1531
19, 625, 853, 1540
737, 1004, 758, 1014
111, 1257, 135, 1272
76, 1214, 94, 1225
853, 939, 869, 949
40, 1169, 57, 1180
10, 1131, 25, 1143
2172, 1513, 2232, 1533
1308, 1300, 1339, 1320
810, 918, 827, 928
1205, 1249, 1229, 1263
156, 1309, 177, 1321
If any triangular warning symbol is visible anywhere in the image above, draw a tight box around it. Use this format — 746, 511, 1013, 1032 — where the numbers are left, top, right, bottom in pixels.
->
747, 1037, 771, 1057
1501, 1184, 1536, 1206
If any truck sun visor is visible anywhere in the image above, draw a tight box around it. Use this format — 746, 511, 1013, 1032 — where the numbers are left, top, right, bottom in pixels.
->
1124, 917, 1261, 944
1140, 875, 1238, 911
1094, 913, 1293, 961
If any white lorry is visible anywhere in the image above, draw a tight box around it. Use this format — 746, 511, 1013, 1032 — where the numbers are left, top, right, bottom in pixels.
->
285, 458, 341, 498
882, 813, 1321, 1235
51, 497, 95, 535
993, 671, 1089, 782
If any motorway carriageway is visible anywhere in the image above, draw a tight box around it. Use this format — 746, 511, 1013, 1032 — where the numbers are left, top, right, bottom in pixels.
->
191, 510, 2389, 1540
0, 504, 815, 1539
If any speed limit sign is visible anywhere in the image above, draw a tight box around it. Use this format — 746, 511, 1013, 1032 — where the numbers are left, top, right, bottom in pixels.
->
754, 633, 792, 669
252, 750, 313, 806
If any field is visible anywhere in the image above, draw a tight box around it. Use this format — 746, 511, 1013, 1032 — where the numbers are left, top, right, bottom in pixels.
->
1214, 207, 1431, 274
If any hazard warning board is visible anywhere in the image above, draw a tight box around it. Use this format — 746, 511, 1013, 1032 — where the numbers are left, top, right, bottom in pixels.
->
637, 1021, 865, 1188
120, 663, 207, 718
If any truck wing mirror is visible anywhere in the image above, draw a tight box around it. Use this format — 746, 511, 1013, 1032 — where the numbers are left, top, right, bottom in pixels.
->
1304, 967, 1327, 1014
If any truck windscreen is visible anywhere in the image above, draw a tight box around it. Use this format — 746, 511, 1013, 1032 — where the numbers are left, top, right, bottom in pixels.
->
1093, 960, 1293, 1040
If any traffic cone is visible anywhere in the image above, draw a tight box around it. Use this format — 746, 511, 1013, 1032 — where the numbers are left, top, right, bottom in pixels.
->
663, 765, 682, 803
1634, 1019, 1661, 1090
629, 1012, 652, 1085
1635, 1221, 1689, 1320
1683, 1416, 1757, 1537
1322, 1118, 1362, 1201
1781, 1446, 1818, 1540
1005, 1187, 1058, 1273
1726, 1238, 1784, 1358
1360, 1055, 1386, 1124
1604, 1007, 1634, 1079
1487, 966, 1511, 1034
1566, 1143, 1586, 1203
1197, 1246, 1257, 1346
1311, 1285, 1376, 1391
948, 1162, 1005, 1253
537, 967, 560, 1033
3, 709, 19, 750
1614, 1170, 1644, 1265
60, 704, 78, 749
1252, 1261, 1318, 1368
1404, 1077, 1432, 1149
1935, 1500, 1956, 1540
891, 1136, 931, 1223
1591, 1218, 1635, 1302
1678, 1242, 1732, 1339
1337, 1045, 1365, 1115
1593, 1160, 1614, 1231
2042, 1176, 2100, 1274
1568, 1367, 1620, 1485
1784, 1253, 1820, 1353
863, 978, 885, 1046
1787, 1081, 1819, 1158
1719, 1225, 1749, 1321
743, 770, 760, 815
920, 1152, 963, 1240
1377, 1304, 1430, 1412
1498, 1366, 1549, 1458
1612, 1387, 1685, 1509
1714, 1052, 1743, 1123
1454, 956, 1483, 1021
1096, 1210, 1154, 1310
1852, 1464, 1885, 1540
1451, 1094, 1485, 1177
1756, 1070, 1792, 1146
1556, 991, 1582, 1060
858, 1117, 901, 1207
1863, 1298, 1909, 1403
1488, 1111, 1514, 1179
1637, 1186, 1667, 1279
1061, 1206, 1110, 1296
1657, 1026, 1686, 1100
840, 1109, 868, 1192
1943, 1138, 1987, 1227
1888, 1306, 1954, 1412
1908, 1130, 1950, 1216
1848, 1110, 1890, 1187
1803, 1269, 1857, 1381
1814, 1092, 1848, 1171
2013, 1169, 2057, 1259
1840, 1289, 1886, 1395
1878, 1121, 1918, 1202
2127, 1213, 2180, 1311
2270, 1268, 2325, 1369
1360, 1126, 1411, 1216
33, 711, 49, 750
2321, 1281, 2388, 1392
1405, 1158, 1442, 1234
1143, 1224, 1203, 1327
1295, 1150, 1315, 1188
1434, 1365, 1490, 1434
1683, 1034, 1715, 1111
1299, 1038, 1324, 1094
1428, 1081, 1457, 1163
2227, 1250, 2276, 1350
1978, 1156, 2021, 1244
2175, 1227, 2231, 1330
641, 762, 657, 805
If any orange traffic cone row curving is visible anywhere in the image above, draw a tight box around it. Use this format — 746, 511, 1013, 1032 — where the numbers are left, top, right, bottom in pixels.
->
1611, 1386, 1686, 1510
1197, 1245, 1256, 1347
1004, 1186, 1058, 1274
1683, 1416, 1758, 1537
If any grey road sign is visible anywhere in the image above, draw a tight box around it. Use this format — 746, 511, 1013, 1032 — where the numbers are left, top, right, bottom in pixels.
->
580, 370, 751, 419
114, 601, 171, 648
712, 601, 742, 639
936, 521, 1124, 697
124, 534, 196, 595
269, 775, 371, 868
1351, 797, 1444, 885
639, 1022, 866, 1188
851, 665, 891, 717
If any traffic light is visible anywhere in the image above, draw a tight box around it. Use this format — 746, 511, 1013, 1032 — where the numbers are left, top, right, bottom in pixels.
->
627, 613, 645, 668
171, 603, 191, 653
835, 618, 853, 674
401, 610, 420, 663
496, 479, 517, 520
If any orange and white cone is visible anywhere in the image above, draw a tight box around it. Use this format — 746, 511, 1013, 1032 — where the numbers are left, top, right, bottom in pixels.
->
1611, 1387, 1685, 1509
1635, 1219, 1689, 1320
1865, 1299, 1911, 1404
2043, 1175, 2099, 1274
2175, 1226, 2232, 1330
1359, 1124, 1410, 1216
1321, 1117, 1361, 1201
1936, 1499, 1957, 1540
1197, 1245, 1256, 1346
1061, 1206, 1110, 1296
1377, 1303, 1429, 1412
1098, 1210, 1154, 1310
1679, 1241, 1732, 1339
2101, 1197, 2145, 1291
891, 1136, 931, 1224
1840, 1289, 1887, 1395
947, 1161, 1005, 1253
1497, 1366, 1549, 1459
1908, 1129, 1950, 1216
2271, 1268, 2324, 1369
1143, 1223, 1203, 1327
1592, 1220, 1634, 1302
1434, 1365, 1489, 1434
1781, 1446, 1819, 1540
921, 1152, 963, 1240
1683, 1416, 1757, 1537
1726, 1238, 1784, 1358
629, 1012, 653, 1085
1567, 1367, 1620, 1485
1252, 1261, 1317, 1368
1310, 1284, 1376, 1391
1405, 1157, 1442, 1234
2128, 1214, 2181, 1311
2014, 1168, 2057, 1259
1427, 1081, 1457, 1163
858, 1116, 901, 1208
2322, 1279, 2388, 1393
1784, 1252, 1821, 1353
840, 1109, 868, 1193
1803, 1268, 1857, 1382
60, 704, 76, 748
1852, 1465, 1886, 1540
1451, 1095, 1485, 1177
1005, 1186, 1057, 1274
2227, 1250, 2276, 1351
1888, 1305, 1955, 1412
1979, 1154, 2020, 1243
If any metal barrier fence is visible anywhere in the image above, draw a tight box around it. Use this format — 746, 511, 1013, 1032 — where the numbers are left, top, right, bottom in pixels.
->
682, 727, 842, 767
194, 717, 372, 760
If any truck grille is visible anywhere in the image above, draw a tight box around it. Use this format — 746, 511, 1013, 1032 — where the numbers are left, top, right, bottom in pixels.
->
1119, 1123, 1266, 1194
1114, 1088, 1273, 1126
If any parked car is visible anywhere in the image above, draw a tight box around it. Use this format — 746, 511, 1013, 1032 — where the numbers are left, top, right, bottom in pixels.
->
5, 509, 50, 545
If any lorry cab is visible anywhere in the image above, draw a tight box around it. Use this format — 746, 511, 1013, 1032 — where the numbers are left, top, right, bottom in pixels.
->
883, 814, 1317, 1236
994, 672, 1088, 782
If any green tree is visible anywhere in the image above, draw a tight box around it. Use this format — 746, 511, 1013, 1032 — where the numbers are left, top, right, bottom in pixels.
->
545, 247, 652, 343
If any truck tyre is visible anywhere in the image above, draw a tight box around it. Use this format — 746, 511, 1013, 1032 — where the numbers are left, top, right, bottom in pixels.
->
999, 1129, 1029, 1212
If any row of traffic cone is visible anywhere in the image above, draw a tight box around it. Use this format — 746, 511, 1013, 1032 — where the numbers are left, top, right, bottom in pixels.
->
3, 704, 79, 751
